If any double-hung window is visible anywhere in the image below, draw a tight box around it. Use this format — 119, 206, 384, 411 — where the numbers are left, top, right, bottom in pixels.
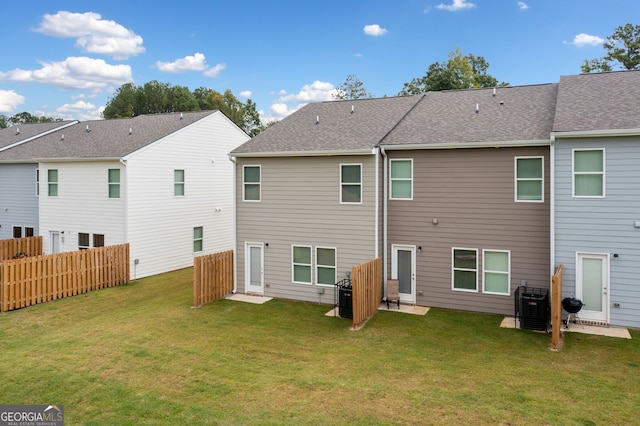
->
108, 169, 121, 199
78, 233, 90, 250
174, 169, 185, 196
243, 166, 261, 201
93, 234, 105, 248
390, 159, 413, 199
13, 227, 22, 238
483, 250, 510, 295
316, 247, 337, 286
292, 246, 312, 284
452, 248, 478, 292
48, 169, 58, 197
193, 227, 203, 253
340, 164, 361, 203
515, 157, 543, 202
573, 149, 604, 197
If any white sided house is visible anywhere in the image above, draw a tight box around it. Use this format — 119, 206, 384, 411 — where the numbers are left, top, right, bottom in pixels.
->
0, 111, 249, 279
0, 121, 77, 241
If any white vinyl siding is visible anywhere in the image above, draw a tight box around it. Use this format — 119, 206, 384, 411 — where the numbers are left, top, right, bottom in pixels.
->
243, 165, 261, 202
452, 248, 478, 292
340, 164, 361, 204
174, 169, 185, 197
515, 156, 543, 202
108, 169, 120, 199
390, 159, 413, 199
48, 169, 58, 196
573, 149, 604, 197
483, 250, 510, 295
316, 247, 337, 286
292, 245, 312, 284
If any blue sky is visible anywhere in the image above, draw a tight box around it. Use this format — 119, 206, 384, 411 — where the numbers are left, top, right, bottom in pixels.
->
0, 0, 638, 123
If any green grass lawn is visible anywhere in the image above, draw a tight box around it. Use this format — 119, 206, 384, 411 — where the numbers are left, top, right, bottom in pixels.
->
1, 267, 638, 425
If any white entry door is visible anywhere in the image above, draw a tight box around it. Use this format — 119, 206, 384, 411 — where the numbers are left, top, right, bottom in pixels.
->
245, 243, 264, 295
576, 253, 608, 323
392, 245, 416, 304
50, 231, 60, 254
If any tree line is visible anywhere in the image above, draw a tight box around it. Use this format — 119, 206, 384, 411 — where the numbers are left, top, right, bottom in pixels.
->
3, 23, 638, 134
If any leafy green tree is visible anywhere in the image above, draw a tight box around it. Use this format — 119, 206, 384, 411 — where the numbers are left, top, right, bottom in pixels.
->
581, 23, 640, 72
103, 82, 139, 118
398, 48, 506, 95
333, 75, 374, 100
167, 85, 199, 112
0, 115, 8, 129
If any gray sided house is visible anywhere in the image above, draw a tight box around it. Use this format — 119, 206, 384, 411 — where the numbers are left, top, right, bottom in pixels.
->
381, 84, 556, 316
230, 96, 423, 303
553, 70, 640, 328
0, 111, 249, 279
231, 84, 556, 316
0, 121, 77, 240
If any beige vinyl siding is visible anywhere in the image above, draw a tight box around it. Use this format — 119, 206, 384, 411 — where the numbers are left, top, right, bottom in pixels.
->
387, 147, 550, 315
236, 155, 378, 304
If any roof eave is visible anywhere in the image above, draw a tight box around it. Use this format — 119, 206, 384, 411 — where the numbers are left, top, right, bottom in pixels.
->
231, 148, 377, 158
551, 128, 640, 139
380, 139, 551, 150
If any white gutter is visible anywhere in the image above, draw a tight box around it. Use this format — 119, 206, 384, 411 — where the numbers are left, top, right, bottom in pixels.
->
228, 153, 238, 294
381, 139, 551, 151
0, 121, 78, 153
231, 149, 375, 158
552, 128, 640, 139
380, 146, 388, 294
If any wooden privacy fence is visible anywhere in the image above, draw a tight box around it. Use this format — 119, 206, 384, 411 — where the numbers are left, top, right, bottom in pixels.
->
0, 244, 129, 313
551, 264, 563, 351
351, 257, 382, 329
193, 250, 234, 307
0, 236, 43, 261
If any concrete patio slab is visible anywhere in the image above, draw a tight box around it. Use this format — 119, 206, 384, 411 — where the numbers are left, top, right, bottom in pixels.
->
501, 316, 631, 339
325, 303, 430, 317
226, 293, 273, 304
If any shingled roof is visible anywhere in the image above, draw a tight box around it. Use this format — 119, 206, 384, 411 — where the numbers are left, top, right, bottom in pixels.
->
0, 110, 217, 161
381, 83, 558, 147
231, 95, 422, 155
553, 70, 640, 133
0, 121, 76, 150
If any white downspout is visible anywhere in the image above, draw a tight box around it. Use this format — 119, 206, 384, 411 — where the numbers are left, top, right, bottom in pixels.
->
381, 147, 388, 294
119, 158, 130, 279
374, 148, 379, 258
549, 136, 556, 327
229, 154, 238, 294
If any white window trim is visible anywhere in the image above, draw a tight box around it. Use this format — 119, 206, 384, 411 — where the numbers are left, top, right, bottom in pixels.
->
174, 169, 185, 197
316, 246, 337, 287
340, 163, 362, 205
572, 148, 605, 198
451, 247, 478, 293
48, 169, 58, 197
108, 169, 121, 199
291, 245, 313, 285
482, 249, 511, 296
390, 159, 413, 200
193, 226, 204, 253
36, 169, 40, 197
514, 156, 544, 203
243, 165, 261, 202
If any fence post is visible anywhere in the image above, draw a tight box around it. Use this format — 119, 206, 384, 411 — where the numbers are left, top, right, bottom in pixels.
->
551, 265, 563, 351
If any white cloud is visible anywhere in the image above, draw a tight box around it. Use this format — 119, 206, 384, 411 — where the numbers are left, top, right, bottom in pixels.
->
156, 53, 208, 73
55, 101, 104, 121
1, 56, 132, 90
363, 24, 388, 37
263, 81, 338, 122
35, 11, 144, 60
203, 63, 227, 78
0, 90, 25, 113
239, 90, 252, 98
570, 33, 605, 47
436, 0, 476, 11
517, 2, 529, 10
